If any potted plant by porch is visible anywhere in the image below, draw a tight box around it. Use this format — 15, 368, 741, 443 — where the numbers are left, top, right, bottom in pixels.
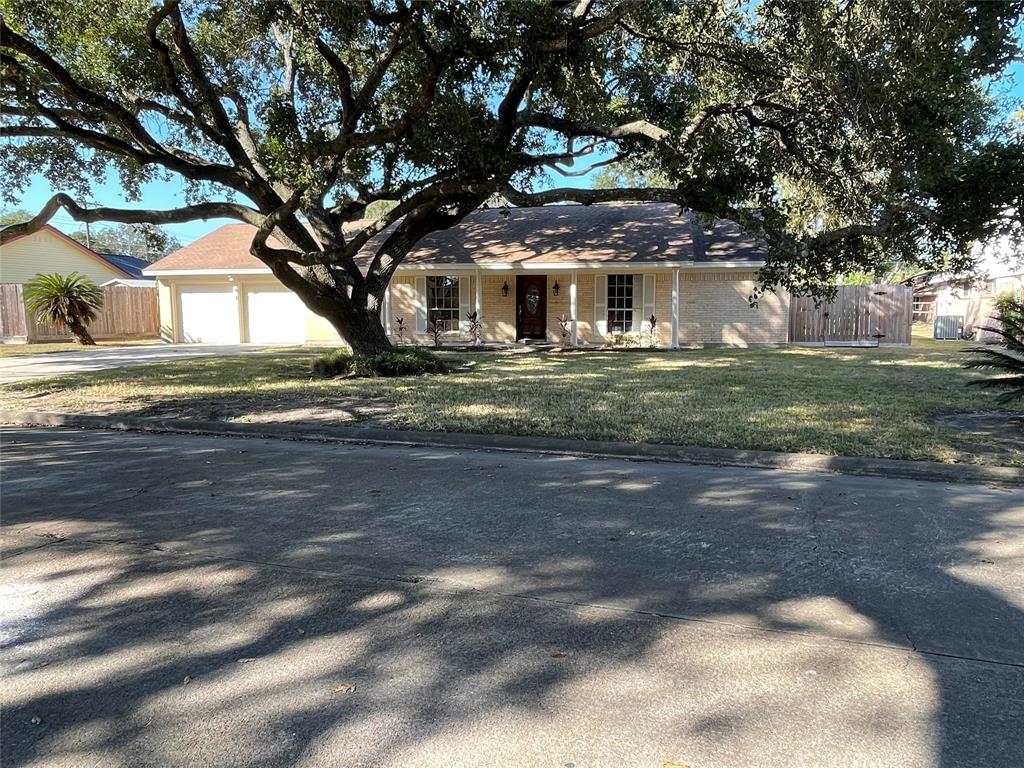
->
23, 272, 104, 345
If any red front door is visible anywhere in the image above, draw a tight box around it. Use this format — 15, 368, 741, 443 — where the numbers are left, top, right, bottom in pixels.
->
516, 275, 547, 340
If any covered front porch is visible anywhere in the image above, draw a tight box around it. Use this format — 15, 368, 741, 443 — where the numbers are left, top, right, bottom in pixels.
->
387, 267, 683, 348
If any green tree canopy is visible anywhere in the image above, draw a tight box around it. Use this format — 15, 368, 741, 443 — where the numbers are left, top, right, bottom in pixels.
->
593, 160, 669, 191
0, 207, 32, 226
1, 0, 1021, 353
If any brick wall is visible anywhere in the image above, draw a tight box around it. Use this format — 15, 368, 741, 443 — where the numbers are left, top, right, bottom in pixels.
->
389, 275, 423, 344
479, 274, 515, 343
384, 268, 788, 347
678, 271, 788, 345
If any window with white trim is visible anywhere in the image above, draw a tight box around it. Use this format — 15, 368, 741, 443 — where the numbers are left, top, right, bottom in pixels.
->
607, 274, 634, 333
427, 276, 460, 332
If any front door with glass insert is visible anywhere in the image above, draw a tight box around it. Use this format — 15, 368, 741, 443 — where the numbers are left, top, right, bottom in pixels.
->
515, 275, 547, 340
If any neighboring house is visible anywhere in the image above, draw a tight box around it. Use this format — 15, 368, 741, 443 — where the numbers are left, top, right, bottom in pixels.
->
145, 203, 790, 347
914, 237, 1023, 340
0, 225, 160, 343
0, 223, 136, 284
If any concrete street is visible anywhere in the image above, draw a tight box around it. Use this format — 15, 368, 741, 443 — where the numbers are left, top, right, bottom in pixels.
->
1, 427, 1022, 767
0, 344, 270, 382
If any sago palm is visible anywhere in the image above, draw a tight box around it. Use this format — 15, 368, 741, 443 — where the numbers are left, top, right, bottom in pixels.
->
964, 297, 1024, 403
23, 272, 104, 346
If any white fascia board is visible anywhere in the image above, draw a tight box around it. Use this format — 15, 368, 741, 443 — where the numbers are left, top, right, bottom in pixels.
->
143, 268, 273, 277
678, 261, 765, 270
393, 260, 764, 272
146, 261, 765, 277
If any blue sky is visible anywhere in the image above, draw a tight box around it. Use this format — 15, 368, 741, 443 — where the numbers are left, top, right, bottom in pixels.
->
9, 158, 605, 248
8, 60, 1023, 249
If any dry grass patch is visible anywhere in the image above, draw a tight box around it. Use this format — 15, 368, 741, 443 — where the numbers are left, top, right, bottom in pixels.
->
1, 341, 1019, 465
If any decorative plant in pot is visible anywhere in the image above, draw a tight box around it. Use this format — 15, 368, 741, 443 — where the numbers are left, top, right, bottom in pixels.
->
466, 310, 481, 345
427, 318, 444, 348
557, 314, 571, 346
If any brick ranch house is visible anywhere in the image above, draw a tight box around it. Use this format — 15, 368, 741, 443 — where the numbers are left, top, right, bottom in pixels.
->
144, 203, 789, 347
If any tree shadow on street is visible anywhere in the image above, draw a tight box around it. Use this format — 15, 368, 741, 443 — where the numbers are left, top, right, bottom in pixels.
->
1, 428, 1021, 767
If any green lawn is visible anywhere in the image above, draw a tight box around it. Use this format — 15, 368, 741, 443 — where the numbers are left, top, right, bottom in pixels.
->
1, 336, 1020, 466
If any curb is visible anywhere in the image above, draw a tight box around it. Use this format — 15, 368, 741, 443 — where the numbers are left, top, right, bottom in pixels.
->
2, 409, 1020, 487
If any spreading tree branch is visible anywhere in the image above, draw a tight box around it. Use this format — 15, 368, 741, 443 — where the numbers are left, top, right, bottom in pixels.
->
0, 193, 263, 245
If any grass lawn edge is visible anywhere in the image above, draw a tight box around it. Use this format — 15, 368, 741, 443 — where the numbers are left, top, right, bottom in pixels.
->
1, 343, 1020, 468
3, 408, 1021, 488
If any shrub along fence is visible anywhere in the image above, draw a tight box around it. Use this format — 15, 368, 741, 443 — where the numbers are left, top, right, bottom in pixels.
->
789, 284, 912, 346
0, 283, 160, 343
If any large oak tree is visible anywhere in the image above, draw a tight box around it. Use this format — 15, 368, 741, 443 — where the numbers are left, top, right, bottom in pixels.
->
2, 0, 1021, 354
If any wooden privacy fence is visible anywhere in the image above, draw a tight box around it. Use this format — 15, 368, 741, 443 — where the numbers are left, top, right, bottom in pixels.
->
0, 283, 29, 339
789, 284, 912, 346
0, 283, 159, 343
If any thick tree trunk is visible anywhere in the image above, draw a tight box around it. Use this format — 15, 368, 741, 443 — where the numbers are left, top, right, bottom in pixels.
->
262, 261, 394, 356
67, 319, 96, 345
332, 308, 393, 356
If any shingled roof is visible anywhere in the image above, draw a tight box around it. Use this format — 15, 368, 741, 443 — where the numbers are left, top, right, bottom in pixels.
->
97, 252, 152, 279
145, 203, 765, 273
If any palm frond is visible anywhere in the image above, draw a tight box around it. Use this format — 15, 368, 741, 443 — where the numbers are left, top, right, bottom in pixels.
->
976, 323, 1024, 353
964, 347, 1024, 373
963, 297, 1024, 403
23, 272, 103, 331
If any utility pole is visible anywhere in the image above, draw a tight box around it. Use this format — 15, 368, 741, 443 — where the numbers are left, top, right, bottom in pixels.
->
84, 221, 91, 249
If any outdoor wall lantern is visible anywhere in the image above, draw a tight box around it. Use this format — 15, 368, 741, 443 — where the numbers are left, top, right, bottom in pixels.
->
501, 281, 509, 297
552, 281, 560, 296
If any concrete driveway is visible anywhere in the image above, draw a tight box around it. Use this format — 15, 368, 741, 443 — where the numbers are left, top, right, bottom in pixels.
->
1, 428, 1022, 768
0, 344, 270, 382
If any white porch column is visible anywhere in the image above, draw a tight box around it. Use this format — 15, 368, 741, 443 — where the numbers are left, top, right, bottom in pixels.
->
672, 268, 680, 349
475, 269, 483, 345
570, 270, 578, 346
383, 284, 392, 337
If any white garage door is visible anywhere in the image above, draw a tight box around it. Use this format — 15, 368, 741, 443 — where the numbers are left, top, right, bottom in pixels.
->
179, 286, 240, 343
246, 288, 307, 344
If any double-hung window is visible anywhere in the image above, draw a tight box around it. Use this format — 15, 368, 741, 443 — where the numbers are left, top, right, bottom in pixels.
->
427, 276, 460, 332
607, 274, 635, 333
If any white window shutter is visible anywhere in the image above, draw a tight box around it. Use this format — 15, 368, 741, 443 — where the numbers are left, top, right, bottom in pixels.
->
642, 274, 656, 331
458, 276, 471, 334
415, 277, 427, 333
595, 274, 608, 337
631, 274, 643, 332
